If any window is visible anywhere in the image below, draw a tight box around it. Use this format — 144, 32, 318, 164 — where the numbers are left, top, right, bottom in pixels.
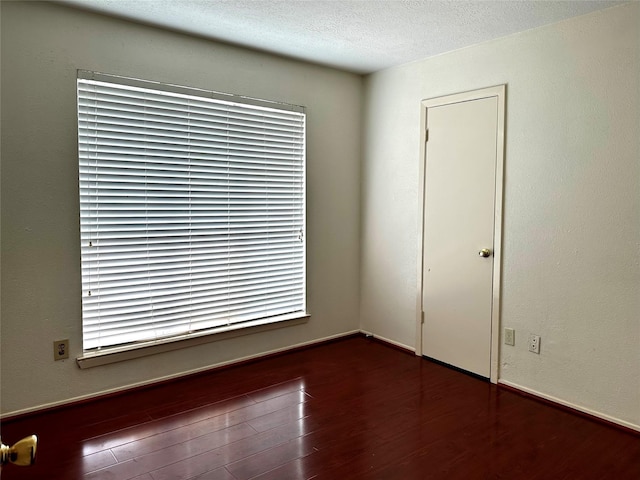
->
78, 71, 306, 352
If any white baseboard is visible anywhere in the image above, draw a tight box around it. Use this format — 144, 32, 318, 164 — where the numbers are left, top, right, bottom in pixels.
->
1, 330, 360, 420
12, 332, 634, 435
499, 379, 640, 433
359, 330, 416, 353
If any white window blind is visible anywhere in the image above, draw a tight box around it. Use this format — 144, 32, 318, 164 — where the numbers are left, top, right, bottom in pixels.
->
78, 72, 306, 351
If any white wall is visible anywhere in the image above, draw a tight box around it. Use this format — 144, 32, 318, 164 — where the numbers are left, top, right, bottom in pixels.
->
361, 3, 639, 429
0, 1, 361, 415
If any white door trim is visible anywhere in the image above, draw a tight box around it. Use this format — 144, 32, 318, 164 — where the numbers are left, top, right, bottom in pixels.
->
416, 84, 506, 384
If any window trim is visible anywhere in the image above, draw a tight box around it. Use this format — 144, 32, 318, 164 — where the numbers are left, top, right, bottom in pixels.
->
76, 313, 310, 369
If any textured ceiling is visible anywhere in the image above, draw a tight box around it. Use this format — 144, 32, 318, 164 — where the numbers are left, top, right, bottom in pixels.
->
58, 0, 626, 74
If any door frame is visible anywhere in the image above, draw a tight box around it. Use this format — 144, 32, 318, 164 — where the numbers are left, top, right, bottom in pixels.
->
416, 85, 506, 384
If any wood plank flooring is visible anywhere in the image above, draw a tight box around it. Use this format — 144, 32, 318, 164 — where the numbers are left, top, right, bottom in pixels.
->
1, 336, 638, 479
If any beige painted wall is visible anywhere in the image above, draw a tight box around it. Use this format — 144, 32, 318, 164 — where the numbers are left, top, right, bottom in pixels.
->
361, 3, 639, 429
0, 1, 361, 415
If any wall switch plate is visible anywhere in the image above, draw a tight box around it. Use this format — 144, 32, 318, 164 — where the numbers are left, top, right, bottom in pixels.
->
504, 328, 515, 346
54, 339, 69, 360
528, 334, 541, 354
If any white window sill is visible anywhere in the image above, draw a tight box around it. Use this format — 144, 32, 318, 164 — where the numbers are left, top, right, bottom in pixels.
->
76, 313, 310, 369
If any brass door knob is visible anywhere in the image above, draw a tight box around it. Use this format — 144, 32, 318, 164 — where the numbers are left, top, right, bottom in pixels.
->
479, 248, 492, 258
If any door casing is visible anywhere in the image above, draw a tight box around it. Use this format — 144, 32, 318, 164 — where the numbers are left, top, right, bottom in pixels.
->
416, 85, 506, 384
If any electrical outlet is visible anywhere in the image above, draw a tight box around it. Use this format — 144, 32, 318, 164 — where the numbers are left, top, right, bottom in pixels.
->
528, 334, 541, 354
54, 339, 69, 361
504, 328, 515, 346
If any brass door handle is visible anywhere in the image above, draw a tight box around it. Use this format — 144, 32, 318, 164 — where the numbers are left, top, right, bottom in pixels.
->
479, 248, 492, 258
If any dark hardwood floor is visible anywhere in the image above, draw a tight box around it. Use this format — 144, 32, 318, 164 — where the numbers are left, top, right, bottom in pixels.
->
1, 336, 638, 479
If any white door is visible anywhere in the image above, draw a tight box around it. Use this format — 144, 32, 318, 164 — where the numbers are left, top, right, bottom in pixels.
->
420, 87, 504, 379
